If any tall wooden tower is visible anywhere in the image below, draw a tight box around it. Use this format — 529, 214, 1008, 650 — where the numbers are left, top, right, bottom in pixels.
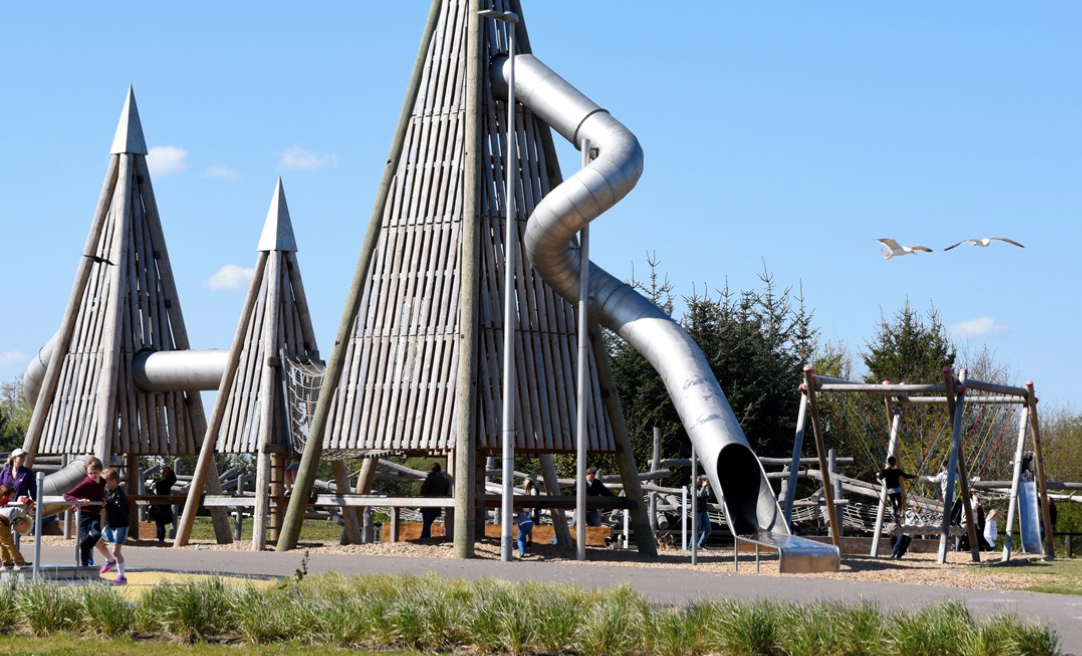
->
279, 0, 654, 556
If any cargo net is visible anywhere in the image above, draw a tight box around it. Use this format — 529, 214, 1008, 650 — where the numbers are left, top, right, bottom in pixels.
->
282, 355, 368, 461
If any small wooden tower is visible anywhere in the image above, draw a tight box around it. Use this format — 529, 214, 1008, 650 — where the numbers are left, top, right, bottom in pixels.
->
174, 179, 343, 550
279, 0, 654, 556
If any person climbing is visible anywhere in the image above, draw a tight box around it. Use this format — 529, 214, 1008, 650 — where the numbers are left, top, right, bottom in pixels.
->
876, 455, 917, 524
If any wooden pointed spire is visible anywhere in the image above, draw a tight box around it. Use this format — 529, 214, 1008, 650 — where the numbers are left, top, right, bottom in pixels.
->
23, 87, 207, 463
175, 178, 329, 549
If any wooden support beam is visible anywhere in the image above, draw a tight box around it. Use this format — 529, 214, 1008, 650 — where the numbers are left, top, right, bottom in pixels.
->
175, 252, 268, 547
801, 367, 841, 548
453, 0, 482, 560
277, 0, 444, 552
1026, 381, 1056, 558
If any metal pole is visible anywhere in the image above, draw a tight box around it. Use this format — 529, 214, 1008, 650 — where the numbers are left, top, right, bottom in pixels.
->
479, 9, 520, 563
681, 485, 687, 551
784, 394, 807, 528
1002, 404, 1029, 561
33, 472, 44, 579
691, 447, 698, 564
576, 139, 591, 562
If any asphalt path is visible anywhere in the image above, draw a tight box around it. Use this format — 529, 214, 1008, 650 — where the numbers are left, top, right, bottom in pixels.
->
32, 543, 1082, 655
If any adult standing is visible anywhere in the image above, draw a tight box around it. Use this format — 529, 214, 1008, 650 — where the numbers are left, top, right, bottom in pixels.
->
148, 466, 177, 543
0, 448, 37, 501
574, 466, 614, 527
418, 462, 450, 540
688, 475, 713, 550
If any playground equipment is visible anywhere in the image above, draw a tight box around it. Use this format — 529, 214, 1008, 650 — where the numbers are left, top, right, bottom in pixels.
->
790, 367, 1055, 564
18, 88, 320, 545
264, 0, 837, 571
24, 2, 849, 571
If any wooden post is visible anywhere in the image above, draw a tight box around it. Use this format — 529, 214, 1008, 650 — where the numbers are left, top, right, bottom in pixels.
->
175, 253, 268, 547
126, 453, 140, 540
539, 454, 571, 546
252, 254, 282, 551
938, 368, 979, 563
23, 156, 120, 466
801, 367, 841, 548
332, 460, 362, 544
277, 0, 444, 553
1026, 382, 1056, 558
590, 322, 656, 557
270, 453, 283, 541
453, 0, 482, 560
93, 154, 135, 466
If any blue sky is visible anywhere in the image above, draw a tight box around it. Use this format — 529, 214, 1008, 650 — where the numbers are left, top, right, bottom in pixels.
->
1, 3, 1079, 412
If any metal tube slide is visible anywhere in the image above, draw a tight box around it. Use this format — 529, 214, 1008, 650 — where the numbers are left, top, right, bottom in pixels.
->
24, 333, 227, 406
491, 54, 783, 537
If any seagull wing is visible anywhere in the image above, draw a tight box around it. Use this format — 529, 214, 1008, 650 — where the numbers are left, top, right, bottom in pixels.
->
991, 237, 1025, 248
942, 240, 967, 251
876, 238, 902, 249
912, 246, 932, 253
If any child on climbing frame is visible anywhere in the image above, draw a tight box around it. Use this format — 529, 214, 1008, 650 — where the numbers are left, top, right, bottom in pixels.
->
877, 456, 917, 524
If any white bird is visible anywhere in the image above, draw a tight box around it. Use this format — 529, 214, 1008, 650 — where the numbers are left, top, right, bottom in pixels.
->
943, 237, 1025, 251
876, 238, 933, 260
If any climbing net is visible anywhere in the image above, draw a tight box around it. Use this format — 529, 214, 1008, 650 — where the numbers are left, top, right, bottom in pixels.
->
282, 356, 372, 461
819, 388, 1019, 503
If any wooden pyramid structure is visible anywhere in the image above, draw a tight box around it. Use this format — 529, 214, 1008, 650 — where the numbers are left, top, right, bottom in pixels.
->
23, 88, 210, 464
280, 0, 653, 556
175, 179, 360, 550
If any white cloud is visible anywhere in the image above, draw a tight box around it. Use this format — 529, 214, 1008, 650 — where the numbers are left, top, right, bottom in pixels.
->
950, 317, 1010, 339
203, 165, 242, 182
146, 145, 189, 177
205, 264, 256, 291
277, 145, 339, 171
0, 351, 30, 368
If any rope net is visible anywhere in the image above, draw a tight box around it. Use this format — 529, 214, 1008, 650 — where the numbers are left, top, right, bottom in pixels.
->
282, 356, 372, 461
818, 388, 1020, 502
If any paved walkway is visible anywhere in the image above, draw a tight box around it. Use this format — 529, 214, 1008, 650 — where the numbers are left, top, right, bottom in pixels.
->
32, 543, 1082, 655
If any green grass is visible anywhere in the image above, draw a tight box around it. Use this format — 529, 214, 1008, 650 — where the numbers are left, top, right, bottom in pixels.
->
0, 634, 392, 655
0, 573, 1062, 655
983, 556, 1082, 595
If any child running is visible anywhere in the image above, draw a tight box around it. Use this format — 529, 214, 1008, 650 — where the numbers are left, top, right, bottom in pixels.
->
63, 456, 112, 567
99, 468, 129, 585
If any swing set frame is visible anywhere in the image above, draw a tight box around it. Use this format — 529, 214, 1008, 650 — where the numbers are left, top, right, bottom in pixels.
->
787, 366, 1056, 564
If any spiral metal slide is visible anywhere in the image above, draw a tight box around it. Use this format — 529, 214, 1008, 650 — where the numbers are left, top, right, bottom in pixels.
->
492, 54, 839, 572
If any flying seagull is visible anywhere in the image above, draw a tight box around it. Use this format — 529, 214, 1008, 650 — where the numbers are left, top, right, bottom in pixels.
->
876, 239, 932, 260
943, 237, 1025, 251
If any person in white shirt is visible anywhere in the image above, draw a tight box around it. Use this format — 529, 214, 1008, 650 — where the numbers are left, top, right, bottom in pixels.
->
983, 509, 999, 549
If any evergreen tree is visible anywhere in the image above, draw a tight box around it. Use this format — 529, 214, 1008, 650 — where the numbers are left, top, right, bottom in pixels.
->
608, 259, 816, 485
862, 298, 956, 384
